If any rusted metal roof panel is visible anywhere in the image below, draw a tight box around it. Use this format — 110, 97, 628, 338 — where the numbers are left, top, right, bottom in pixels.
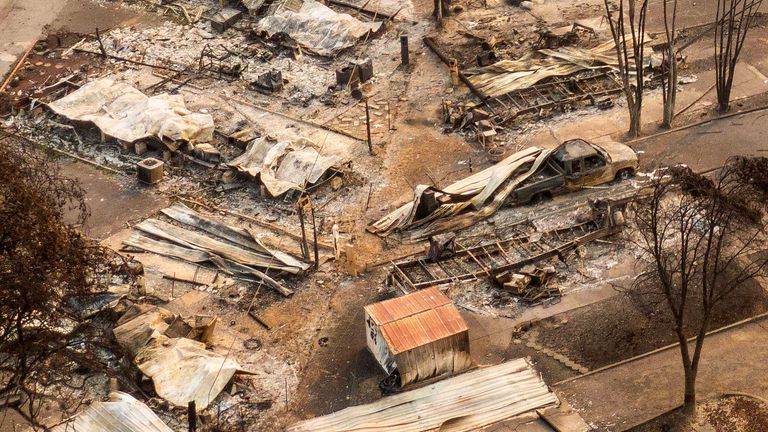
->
380, 304, 467, 354
364, 288, 468, 354
287, 358, 559, 432
364, 287, 451, 325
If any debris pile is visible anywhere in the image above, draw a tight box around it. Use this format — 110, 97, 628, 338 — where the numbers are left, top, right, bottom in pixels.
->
255, 0, 383, 56
494, 265, 560, 304
125, 204, 310, 296
47, 78, 214, 147
228, 136, 343, 197
113, 304, 244, 409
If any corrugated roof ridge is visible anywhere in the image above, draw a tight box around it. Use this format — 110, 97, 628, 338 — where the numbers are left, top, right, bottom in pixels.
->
365, 287, 450, 325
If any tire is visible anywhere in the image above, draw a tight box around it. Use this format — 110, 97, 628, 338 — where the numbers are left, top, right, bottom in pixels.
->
530, 192, 551, 205
616, 169, 634, 181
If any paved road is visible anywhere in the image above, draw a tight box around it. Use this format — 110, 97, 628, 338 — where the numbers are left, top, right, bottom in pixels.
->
0, 0, 67, 79
634, 107, 768, 172
555, 317, 768, 431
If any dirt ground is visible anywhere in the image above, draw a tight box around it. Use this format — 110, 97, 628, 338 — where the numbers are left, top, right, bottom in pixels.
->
630, 395, 768, 432
526, 277, 768, 370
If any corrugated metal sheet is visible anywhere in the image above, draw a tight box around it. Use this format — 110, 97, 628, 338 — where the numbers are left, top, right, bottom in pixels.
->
51, 392, 173, 432
381, 304, 467, 355
367, 147, 553, 241
287, 358, 559, 432
464, 36, 653, 99
134, 335, 241, 410
395, 332, 471, 385
365, 287, 451, 325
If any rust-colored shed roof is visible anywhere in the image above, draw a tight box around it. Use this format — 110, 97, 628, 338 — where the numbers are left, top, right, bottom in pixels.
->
364, 288, 468, 355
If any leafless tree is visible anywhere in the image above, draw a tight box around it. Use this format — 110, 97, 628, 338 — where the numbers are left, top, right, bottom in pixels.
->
0, 140, 130, 428
660, 0, 678, 128
603, 0, 650, 138
631, 158, 768, 414
714, 0, 764, 112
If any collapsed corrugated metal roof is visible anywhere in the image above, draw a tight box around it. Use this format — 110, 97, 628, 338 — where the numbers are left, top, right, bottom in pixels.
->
228, 136, 341, 197
255, 0, 382, 56
135, 335, 241, 410
365, 288, 467, 354
287, 358, 559, 432
48, 78, 214, 144
113, 304, 245, 410
51, 392, 173, 432
124, 203, 310, 296
464, 36, 652, 98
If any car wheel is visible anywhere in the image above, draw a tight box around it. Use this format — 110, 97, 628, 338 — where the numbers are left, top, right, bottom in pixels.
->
530, 192, 551, 205
617, 169, 634, 181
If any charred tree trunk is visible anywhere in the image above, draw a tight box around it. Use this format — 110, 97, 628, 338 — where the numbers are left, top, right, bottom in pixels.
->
714, 0, 764, 113
628, 96, 642, 137
603, 0, 649, 139
661, 0, 678, 129
661, 50, 677, 128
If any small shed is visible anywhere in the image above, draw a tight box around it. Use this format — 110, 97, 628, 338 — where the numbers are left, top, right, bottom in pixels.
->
364, 288, 471, 386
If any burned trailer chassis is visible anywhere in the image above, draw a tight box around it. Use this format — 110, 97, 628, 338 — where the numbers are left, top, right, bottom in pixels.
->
388, 216, 622, 293
423, 36, 624, 124
484, 70, 624, 125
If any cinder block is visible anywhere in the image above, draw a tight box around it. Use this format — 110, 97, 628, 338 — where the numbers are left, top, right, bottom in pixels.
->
210, 8, 243, 32
137, 158, 164, 184
336, 58, 374, 87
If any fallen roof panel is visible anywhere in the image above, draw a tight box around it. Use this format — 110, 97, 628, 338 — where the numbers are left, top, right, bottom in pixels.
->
368, 147, 552, 241
47, 78, 214, 144
287, 358, 558, 432
51, 391, 173, 432
135, 335, 241, 410
255, 0, 382, 56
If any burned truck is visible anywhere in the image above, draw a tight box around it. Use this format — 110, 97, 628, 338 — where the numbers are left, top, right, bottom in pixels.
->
368, 139, 638, 240
511, 139, 638, 204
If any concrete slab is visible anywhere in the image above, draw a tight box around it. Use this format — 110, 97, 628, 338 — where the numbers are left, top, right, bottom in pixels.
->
0, 0, 67, 79
59, 159, 168, 240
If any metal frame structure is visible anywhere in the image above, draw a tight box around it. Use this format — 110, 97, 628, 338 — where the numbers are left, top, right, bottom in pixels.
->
388, 218, 620, 293
483, 69, 624, 125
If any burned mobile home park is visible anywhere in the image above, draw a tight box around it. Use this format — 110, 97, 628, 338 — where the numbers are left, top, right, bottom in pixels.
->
3, 0, 768, 430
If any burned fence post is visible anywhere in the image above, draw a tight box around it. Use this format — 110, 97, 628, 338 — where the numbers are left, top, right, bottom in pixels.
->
309, 199, 320, 270
400, 35, 410, 66
449, 58, 460, 87
95, 28, 107, 59
297, 197, 310, 260
365, 98, 373, 155
188, 401, 197, 432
